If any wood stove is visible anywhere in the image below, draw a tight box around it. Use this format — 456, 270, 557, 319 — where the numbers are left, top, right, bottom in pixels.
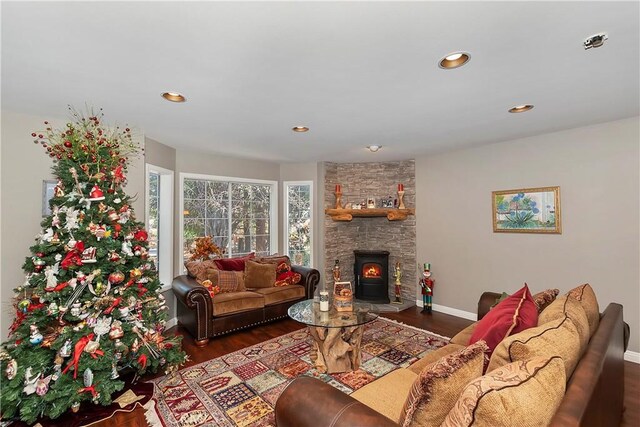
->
354, 250, 390, 304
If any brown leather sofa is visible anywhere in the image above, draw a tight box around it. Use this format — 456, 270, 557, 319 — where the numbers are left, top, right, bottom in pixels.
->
173, 265, 320, 346
275, 292, 626, 427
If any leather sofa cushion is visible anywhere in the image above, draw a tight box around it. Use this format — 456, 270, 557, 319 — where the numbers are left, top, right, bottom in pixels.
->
351, 368, 418, 423
487, 316, 581, 378
212, 291, 264, 317
449, 323, 476, 346
407, 344, 465, 375
442, 356, 566, 427
249, 285, 305, 306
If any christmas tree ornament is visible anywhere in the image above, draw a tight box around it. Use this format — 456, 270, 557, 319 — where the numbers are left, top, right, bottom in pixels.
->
83, 368, 93, 388
81, 247, 97, 263
109, 321, 124, 340
41, 227, 55, 242
93, 316, 112, 341
70, 302, 82, 317
53, 180, 65, 197
121, 241, 134, 257
5, 359, 17, 380
71, 402, 80, 413
44, 264, 59, 290
133, 229, 148, 241
88, 185, 105, 201
50, 232, 61, 245
17, 298, 31, 313
107, 210, 120, 222
23, 367, 40, 395
110, 363, 120, 379
47, 302, 59, 315
108, 251, 122, 262
108, 271, 125, 284
95, 224, 107, 240
97, 202, 107, 213
129, 268, 142, 280
35, 375, 52, 396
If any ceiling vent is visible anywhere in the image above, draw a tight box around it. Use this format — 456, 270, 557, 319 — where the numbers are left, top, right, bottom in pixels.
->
584, 33, 608, 50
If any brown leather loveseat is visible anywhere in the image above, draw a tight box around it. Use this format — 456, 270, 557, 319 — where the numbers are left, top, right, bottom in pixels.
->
173, 264, 320, 346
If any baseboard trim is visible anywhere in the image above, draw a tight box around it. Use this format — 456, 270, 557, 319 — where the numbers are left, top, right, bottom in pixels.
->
625, 350, 640, 364
165, 317, 177, 330
415, 299, 477, 321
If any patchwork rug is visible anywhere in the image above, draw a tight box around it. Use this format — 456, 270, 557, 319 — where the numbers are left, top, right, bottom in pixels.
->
149, 317, 450, 427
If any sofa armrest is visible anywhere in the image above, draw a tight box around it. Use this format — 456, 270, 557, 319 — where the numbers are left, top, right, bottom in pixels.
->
172, 275, 213, 342
275, 377, 396, 427
291, 265, 320, 299
477, 291, 502, 320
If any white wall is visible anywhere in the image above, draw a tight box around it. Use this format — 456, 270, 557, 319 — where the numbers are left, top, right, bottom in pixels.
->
0, 111, 144, 340
416, 117, 640, 352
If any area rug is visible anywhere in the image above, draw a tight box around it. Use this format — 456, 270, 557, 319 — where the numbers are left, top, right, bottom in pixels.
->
149, 317, 450, 427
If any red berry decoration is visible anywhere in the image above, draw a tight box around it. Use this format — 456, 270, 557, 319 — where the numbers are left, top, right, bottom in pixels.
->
64, 140, 72, 148
31, 133, 37, 137
36, 252, 44, 257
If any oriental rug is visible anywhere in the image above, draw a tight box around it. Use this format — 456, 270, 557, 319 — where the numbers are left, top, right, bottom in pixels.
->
149, 317, 450, 427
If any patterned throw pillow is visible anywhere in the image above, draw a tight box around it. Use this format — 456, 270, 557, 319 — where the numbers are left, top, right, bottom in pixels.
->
206, 269, 245, 293
538, 296, 590, 353
274, 262, 302, 287
258, 254, 291, 266
184, 259, 218, 283
532, 288, 560, 313
468, 284, 538, 361
566, 283, 600, 337
442, 357, 566, 427
399, 341, 488, 427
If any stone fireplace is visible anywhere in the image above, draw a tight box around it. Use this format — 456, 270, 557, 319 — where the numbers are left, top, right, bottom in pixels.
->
324, 160, 416, 310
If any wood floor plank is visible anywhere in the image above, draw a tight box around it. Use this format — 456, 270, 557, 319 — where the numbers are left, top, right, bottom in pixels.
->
91, 308, 638, 427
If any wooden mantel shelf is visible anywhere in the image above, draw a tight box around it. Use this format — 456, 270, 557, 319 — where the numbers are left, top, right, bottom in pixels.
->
325, 208, 415, 222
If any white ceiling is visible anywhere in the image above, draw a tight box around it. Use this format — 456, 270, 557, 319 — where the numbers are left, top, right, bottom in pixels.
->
2, 1, 639, 163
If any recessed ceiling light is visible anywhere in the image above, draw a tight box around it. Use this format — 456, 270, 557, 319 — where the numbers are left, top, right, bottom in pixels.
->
508, 104, 534, 113
292, 126, 309, 132
438, 52, 471, 69
367, 145, 382, 152
584, 32, 608, 50
161, 92, 186, 102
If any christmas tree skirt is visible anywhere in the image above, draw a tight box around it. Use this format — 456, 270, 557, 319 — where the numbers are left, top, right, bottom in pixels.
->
149, 317, 450, 427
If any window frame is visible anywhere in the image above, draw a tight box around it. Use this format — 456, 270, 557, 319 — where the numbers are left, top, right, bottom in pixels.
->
283, 180, 314, 267
145, 164, 174, 292
179, 173, 279, 271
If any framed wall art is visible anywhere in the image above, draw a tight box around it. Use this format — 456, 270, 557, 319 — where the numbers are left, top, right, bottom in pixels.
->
492, 186, 561, 234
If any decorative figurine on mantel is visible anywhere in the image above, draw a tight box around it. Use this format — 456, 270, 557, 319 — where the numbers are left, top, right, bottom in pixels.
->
419, 263, 435, 313
334, 184, 343, 209
397, 183, 406, 209
392, 261, 402, 304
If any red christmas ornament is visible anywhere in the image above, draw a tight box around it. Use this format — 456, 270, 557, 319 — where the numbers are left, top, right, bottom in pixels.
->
64, 140, 72, 148
88, 185, 105, 201
108, 271, 125, 284
133, 230, 148, 241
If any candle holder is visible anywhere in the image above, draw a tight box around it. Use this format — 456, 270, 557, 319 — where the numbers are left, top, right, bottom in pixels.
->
335, 191, 343, 209
397, 190, 406, 209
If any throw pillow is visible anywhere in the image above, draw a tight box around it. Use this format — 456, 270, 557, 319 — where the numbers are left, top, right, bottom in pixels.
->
258, 254, 291, 266
244, 260, 277, 288
468, 284, 538, 359
184, 259, 218, 283
566, 283, 600, 337
274, 262, 302, 287
206, 268, 246, 293
487, 316, 582, 378
441, 356, 566, 427
214, 252, 256, 271
538, 296, 590, 353
399, 341, 488, 427
532, 288, 560, 313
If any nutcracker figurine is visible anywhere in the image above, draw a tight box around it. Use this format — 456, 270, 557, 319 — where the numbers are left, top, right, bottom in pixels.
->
419, 263, 435, 313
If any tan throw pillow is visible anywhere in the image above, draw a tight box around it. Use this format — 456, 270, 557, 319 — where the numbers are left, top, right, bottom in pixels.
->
442, 356, 566, 427
206, 268, 245, 293
566, 283, 600, 337
399, 341, 488, 427
487, 316, 581, 378
449, 322, 476, 346
184, 259, 218, 283
258, 254, 291, 266
244, 260, 277, 288
532, 288, 560, 313
539, 296, 590, 353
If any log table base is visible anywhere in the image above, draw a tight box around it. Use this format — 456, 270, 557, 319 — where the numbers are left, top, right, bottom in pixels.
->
307, 325, 364, 374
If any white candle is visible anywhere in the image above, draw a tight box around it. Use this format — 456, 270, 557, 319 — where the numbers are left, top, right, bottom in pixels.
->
319, 291, 329, 312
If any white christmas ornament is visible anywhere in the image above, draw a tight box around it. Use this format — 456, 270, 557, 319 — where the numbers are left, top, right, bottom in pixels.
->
40, 228, 54, 244
23, 367, 40, 395
44, 263, 60, 290
35, 375, 52, 396
5, 359, 17, 380
65, 208, 80, 230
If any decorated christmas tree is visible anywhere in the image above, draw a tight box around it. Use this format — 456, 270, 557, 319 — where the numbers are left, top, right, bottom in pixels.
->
0, 108, 186, 423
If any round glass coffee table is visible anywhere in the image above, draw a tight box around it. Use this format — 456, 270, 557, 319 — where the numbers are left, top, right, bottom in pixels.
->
288, 299, 379, 374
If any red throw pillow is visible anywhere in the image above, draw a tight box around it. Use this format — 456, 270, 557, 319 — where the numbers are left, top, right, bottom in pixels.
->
469, 284, 538, 359
274, 262, 302, 287
214, 252, 256, 271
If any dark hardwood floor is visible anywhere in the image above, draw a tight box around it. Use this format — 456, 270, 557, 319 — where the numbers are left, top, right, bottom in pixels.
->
95, 307, 639, 427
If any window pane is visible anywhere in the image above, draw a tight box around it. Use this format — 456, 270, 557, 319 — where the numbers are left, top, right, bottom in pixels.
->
286, 183, 312, 267
148, 172, 160, 268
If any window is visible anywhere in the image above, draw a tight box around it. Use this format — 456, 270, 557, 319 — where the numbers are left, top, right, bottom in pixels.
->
284, 181, 313, 267
145, 164, 174, 291
181, 174, 278, 266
